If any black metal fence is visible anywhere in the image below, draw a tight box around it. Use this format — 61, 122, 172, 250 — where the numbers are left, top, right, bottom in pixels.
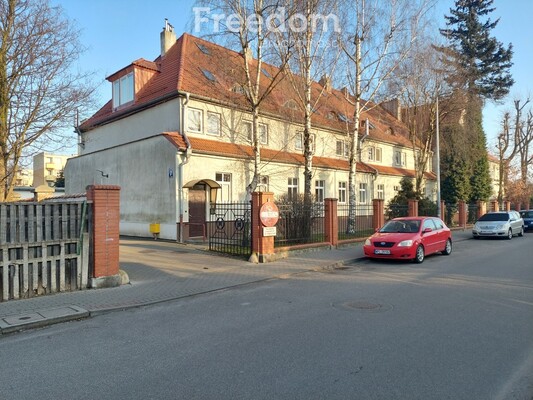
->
208, 202, 252, 257
275, 202, 325, 247
337, 204, 374, 240
467, 203, 479, 224
418, 202, 439, 217
385, 204, 409, 220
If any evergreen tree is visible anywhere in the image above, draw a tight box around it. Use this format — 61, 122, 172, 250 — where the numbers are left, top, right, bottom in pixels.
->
440, 0, 513, 100
466, 101, 492, 201
439, 0, 511, 201
441, 153, 470, 204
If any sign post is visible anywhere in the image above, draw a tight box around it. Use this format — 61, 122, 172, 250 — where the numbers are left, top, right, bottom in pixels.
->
251, 192, 278, 263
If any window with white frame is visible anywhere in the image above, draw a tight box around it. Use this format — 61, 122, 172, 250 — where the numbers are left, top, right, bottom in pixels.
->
207, 112, 221, 136
336, 140, 344, 156
259, 176, 269, 192
245, 122, 268, 144
112, 73, 134, 109
368, 146, 382, 162
377, 184, 385, 199
309, 133, 316, 153
295, 133, 303, 151
338, 181, 347, 203
258, 123, 268, 144
187, 108, 203, 133
288, 177, 298, 200
359, 183, 367, 203
315, 180, 325, 202
243, 121, 252, 141
394, 150, 407, 166
215, 172, 232, 202
296, 133, 316, 153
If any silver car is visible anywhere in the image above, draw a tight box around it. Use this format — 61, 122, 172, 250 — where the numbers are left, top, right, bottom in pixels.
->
473, 211, 525, 239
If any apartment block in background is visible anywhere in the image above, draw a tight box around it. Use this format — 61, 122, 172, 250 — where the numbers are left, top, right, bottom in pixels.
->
33, 152, 71, 187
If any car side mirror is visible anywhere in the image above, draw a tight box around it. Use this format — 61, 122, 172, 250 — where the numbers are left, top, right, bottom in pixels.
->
423, 227, 432, 234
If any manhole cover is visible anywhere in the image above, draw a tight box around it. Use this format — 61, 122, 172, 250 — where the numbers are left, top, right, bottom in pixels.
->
334, 301, 392, 313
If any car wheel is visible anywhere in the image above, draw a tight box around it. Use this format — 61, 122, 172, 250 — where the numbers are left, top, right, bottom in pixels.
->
473, 235, 479, 239
413, 245, 425, 263
507, 229, 513, 240
442, 239, 452, 255
519, 227, 524, 237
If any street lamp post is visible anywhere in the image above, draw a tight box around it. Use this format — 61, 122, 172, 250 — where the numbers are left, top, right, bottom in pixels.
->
436, 92, 442, 219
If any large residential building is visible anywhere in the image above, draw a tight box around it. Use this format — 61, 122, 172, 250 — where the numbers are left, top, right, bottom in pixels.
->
65, 23, 436, 240
33, 152, 71, 187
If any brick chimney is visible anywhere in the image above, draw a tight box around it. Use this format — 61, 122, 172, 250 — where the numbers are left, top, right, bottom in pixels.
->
319, 75, 332, 92
160, 19, 176, 57
380, 98, 402, 121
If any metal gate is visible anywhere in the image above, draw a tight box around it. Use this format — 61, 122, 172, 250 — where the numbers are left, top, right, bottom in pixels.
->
208, 202, 251, 256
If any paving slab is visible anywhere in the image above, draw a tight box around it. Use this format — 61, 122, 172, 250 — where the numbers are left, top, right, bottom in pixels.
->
0, 305, 89, 334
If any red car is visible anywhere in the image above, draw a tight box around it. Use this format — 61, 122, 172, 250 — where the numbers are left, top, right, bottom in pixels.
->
363, 217, 452, 263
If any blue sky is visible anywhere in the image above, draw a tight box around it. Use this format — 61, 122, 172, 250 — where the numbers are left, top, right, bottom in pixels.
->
53, 0, 532, 154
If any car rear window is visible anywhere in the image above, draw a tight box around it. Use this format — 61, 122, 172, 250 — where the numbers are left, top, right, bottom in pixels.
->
478, 213, 509, 222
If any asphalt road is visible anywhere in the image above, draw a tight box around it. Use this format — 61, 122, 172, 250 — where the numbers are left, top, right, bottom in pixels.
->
1, 234, 532, 400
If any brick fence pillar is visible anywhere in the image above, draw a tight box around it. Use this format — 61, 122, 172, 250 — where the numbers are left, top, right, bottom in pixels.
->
251, 192, 277, 263
477, 201, 486, 220
490, 200, 499, 212
408, 199, 419, 217
86, 185, 121, 288
458, 200, 467, 228
324, 198, 338, 246
503, 201, 511, 211
373, 199, 384, 230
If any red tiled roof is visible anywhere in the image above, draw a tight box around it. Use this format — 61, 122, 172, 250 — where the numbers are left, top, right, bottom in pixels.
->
185, 136, 432, 179
163, 132, 187, 150
80, 32, 414, 150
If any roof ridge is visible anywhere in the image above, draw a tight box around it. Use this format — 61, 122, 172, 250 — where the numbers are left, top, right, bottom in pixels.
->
175, 34, 187, 90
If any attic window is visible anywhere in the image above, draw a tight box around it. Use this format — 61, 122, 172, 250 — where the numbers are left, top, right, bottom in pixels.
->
201, 69, 217, 82
284, 99, 298, 110
196, 43, 210, 55
338, 113, 350, 123
261, 68, 272, 78
231, 84, 246, 95
326, 111, 336, 120
112, 72, 134, 109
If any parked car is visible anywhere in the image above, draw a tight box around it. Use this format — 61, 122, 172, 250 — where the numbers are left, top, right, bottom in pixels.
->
363, 217, 452, 264
472, 211, 524, 239
519, 210, 533, 231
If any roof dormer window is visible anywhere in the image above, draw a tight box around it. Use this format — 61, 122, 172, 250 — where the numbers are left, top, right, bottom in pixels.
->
112, 72, 134, 109
261, 68, 272, 78
196, 43, 211, 55
201, 68, 217, 82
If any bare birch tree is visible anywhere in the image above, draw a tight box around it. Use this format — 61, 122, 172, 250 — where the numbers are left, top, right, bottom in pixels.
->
388, 41, 449, 195
338, 0, 433, 232
496, 98, 533, 201
496, 98, 533, 203
275, 0, 340, 203
193, 0, 292, 196
0, 0, 96, 200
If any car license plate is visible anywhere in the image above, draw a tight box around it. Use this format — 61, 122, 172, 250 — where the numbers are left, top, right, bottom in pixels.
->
374, 249, 390, 255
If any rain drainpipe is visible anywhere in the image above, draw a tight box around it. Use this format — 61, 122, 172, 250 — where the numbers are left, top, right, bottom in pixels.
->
177, 91, 192, 243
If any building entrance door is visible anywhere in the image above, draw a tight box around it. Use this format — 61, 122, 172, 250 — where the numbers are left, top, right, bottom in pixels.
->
188, 185, 206, 238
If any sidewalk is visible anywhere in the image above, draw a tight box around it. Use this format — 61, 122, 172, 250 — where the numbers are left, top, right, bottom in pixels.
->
0, 229, 473, 334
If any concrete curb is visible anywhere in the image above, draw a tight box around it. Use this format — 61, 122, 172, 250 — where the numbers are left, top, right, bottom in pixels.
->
0, 305, 89, 335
